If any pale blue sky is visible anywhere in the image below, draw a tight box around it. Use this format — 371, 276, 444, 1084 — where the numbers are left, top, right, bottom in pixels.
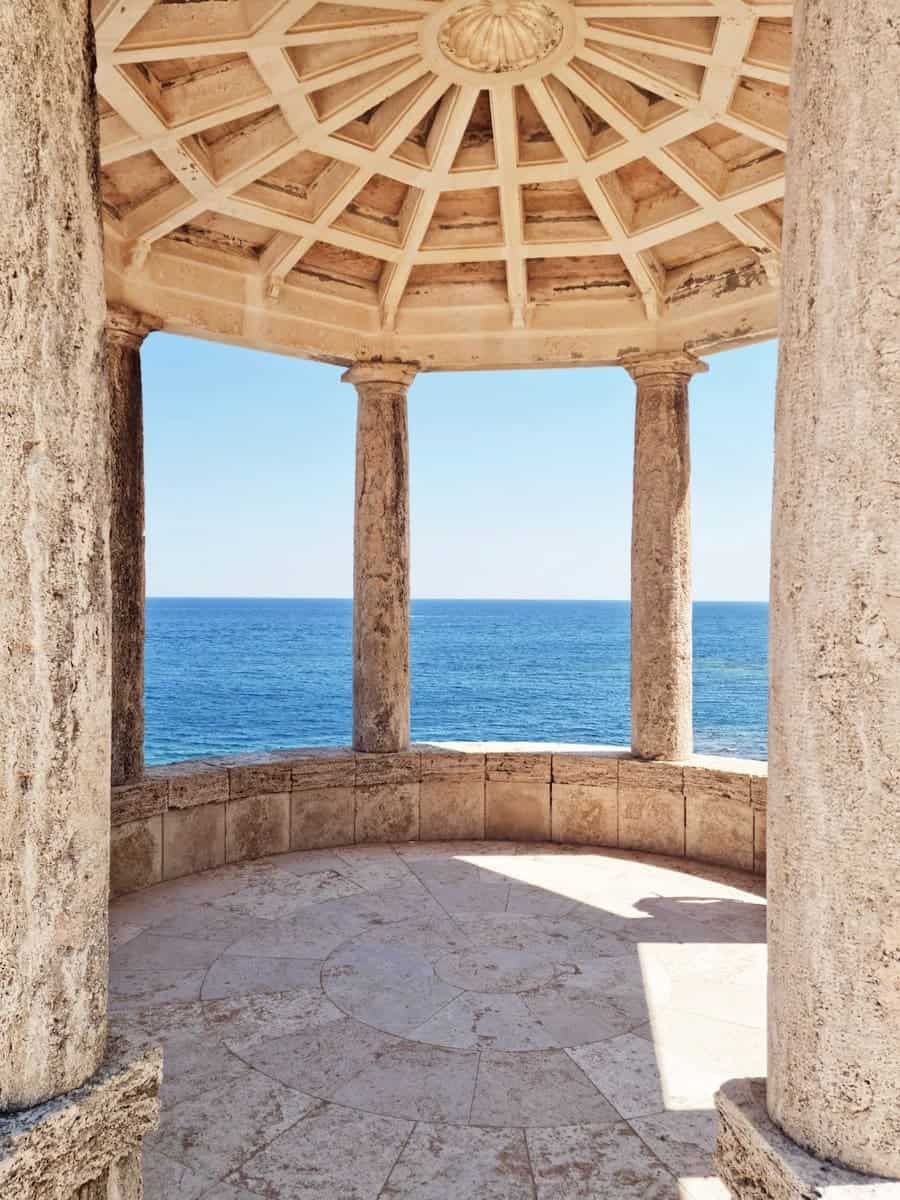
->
143, 335, 776, 600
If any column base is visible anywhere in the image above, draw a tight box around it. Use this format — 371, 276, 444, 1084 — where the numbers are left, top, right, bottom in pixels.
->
0, 1031, 161, 1200
715, 1080, 900, 1200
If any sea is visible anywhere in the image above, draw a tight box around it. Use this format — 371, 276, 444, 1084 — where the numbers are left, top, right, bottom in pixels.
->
145, 599, 768, 765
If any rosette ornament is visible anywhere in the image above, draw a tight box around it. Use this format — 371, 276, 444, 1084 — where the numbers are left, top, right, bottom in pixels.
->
438, 0, 564, 73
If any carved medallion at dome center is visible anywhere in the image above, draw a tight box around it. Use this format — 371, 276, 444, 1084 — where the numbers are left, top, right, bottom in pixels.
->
438, 0, 564, 73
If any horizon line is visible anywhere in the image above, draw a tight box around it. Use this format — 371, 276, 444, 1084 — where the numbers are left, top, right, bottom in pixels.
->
146, 595, 770, 604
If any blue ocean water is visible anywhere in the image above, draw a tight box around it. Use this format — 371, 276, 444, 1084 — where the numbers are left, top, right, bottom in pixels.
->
145, 599, 768, 764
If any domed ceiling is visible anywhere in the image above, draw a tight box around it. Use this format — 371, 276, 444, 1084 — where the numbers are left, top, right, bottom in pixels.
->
95, 0, 791, 369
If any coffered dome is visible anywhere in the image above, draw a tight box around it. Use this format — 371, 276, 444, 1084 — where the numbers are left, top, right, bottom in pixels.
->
95, 0, 791, 369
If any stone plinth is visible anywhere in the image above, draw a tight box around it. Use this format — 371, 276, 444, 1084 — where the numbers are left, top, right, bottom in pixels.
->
0, 0, 111, 1108
343, 362, 417, 754
623, 351, 707, 762
716, 1080, 900, 1200
0, 1035, 161, 1200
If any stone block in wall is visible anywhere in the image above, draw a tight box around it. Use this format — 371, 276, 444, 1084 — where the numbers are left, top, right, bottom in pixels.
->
356, 751, 420, 786
619, 786, 685, 857
686, 791, 754, 872
618, 759, 684, 792
356, 783, 419, 842
420, 778, 485, 840
750, 774, 768, 810
0, 1034, 161, 1200
291, 749, 356, 791
291, 787, 355, 850
419, 749, 485, 780
146, 761, 227, 810
484, 781, 551, 841
226, 793, 290, 862
110, 816, 162, 899
552, 753, 619, 787
684, 763, 752, 807
551, 783, 617, 846
754, 809, 766, 875
110, 778, 168, 827
618, 759, 685, 856
225, 754, 293, 801
485, 752, 551, 782
163, 803, 226, 880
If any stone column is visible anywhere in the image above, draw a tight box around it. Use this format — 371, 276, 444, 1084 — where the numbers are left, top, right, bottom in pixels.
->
623, 351, 707, 761
0, 11, 159, 1198
342, 362, 417, 753
0, 0, 112, 1111
106, 307, 155, 788
716, 0, 900, 1192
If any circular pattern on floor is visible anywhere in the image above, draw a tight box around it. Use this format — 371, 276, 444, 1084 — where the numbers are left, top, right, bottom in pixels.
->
109, 842, 767, 1200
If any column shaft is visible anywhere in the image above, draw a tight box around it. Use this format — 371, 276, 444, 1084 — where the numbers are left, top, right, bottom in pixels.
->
343, 363, 416, 753
767, 0, 900, 1177
107, 310, 152, 787
626, 353, 707, 761
0, 0, 111, 1108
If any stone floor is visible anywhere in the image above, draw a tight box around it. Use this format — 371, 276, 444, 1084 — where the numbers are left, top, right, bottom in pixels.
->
109, 842, 767, 1200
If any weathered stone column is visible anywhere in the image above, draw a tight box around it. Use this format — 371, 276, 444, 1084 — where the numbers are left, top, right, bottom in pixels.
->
623, 351, 707, 761
107, 307, 155, 787
0, 6, 159, 1196
716, 0, 900, 1192
342, 362, 417, 753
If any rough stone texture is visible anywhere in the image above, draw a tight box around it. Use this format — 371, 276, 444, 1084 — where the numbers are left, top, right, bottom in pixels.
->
686, 792, 754, 872
684, 765, 752, 807
357, 751, 420, 786
551, 783, 618, 846
110, 817, 163, 899
147, 762, 228, 810
0, 1035, 161, 1200
623, 352, 707, 762
290, 786, 356, 849
716, 1079, 900, 1200
485, 753, 552, 782
225, 793, 290, 862
0, 0, 111, 1110
619, 759, 684, 793
420, 779, 485, 840
552, 754, 618, 786
227, 756, 292, 801
419, 750, 485, 780
356, 782, 419, 842
344, 363, 416, 753
765, 0, 900, 1178
106, 308, 154, 788
484, 782, 551, 840
291, 749, 356, 790
111, 778, 169, 827
163, 804, 226, 880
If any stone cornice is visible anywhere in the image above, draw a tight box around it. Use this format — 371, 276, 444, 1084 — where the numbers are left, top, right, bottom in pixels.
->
620, 350, 710, 383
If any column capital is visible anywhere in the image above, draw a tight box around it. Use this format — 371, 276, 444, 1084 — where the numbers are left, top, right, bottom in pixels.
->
105, 305, 159, 349
342, 360, 418, 390
620, 350, 709, 383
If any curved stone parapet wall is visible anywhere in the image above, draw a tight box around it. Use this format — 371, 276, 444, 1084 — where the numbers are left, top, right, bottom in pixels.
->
110, 744, 767, 898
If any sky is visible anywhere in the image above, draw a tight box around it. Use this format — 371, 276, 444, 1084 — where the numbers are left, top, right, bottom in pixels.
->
143, 335, 777, 601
